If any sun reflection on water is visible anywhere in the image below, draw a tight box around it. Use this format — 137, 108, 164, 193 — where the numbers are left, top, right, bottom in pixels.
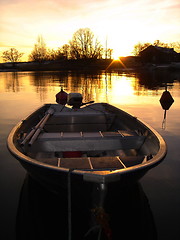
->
0, 71, 180, 116
111, 75, 134, 98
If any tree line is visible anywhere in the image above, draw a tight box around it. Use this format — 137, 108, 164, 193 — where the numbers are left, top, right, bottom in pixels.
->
1, 27, 180, 63
1, 28, 113, 63
132, 40, 180, 56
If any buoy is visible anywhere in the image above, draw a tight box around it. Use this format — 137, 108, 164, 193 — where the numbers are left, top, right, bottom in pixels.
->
56, 88, 68, 105
159, 90, 174, 110
160, 90, 174, 129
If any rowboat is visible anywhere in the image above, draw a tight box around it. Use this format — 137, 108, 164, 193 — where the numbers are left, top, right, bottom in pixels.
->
7, 93, 166, 192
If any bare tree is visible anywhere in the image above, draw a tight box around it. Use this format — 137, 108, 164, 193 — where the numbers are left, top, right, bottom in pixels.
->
46, 44, 71, 61
69, 28, 103, 59
132, 42, 151, 56
169, 42, 180, 53
153, 40, 169, 48
106, 48, 113, 59
60, 44, 70, 59
46, 48, 57, 61
29, 35, 47, 62
132, 40, 176, 56
2, 48, 24, 62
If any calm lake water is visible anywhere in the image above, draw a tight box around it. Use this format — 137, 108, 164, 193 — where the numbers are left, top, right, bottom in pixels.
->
0, 70, 180, 239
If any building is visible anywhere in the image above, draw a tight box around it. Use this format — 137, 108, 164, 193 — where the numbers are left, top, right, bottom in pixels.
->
139, 45, 179, 64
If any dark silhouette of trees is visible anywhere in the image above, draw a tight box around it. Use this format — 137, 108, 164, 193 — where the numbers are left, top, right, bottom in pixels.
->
169, 42, 180, 53
46, 48, 64, 61
60, 44, 71, 59
42, 44, 70, 61
27, 29, 112, 62
46, 49, 58, 61
106, 48, 113, 59
132, 40, 180, 56
29, 35, 47, 62
153, 40, 169, 48
2, 48, 24, 62
132, 42, 151, 56
69, 28, 103, 59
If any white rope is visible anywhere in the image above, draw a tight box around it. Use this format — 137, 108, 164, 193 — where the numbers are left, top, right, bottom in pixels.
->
68, 169, 74, 240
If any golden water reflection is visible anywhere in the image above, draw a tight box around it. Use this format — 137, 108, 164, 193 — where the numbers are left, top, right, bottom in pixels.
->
0, 71, 180, 122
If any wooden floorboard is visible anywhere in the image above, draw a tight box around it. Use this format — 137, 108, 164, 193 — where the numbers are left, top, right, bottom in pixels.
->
60, 157, 91, 169
90, 156, 124, 169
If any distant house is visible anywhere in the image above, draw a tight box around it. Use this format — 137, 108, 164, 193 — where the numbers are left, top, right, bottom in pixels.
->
139, 45, 179, 64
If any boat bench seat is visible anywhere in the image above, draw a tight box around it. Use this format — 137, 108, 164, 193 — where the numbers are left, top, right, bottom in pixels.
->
35, 153, 146, 170
34, 131, 145, 152
45, 112, 115, 132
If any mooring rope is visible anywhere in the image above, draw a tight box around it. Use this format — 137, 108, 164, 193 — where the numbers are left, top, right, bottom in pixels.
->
68, 169, 74, 240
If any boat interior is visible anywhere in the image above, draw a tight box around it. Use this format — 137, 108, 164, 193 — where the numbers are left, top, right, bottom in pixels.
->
19, 103, 159, 170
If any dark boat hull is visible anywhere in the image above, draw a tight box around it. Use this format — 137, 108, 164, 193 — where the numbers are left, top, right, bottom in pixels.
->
7, 103, 167, 192
17, 154, 150, 193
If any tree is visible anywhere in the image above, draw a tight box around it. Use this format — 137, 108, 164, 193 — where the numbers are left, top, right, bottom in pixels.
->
29, 35, 47, 62
2, 48, 24, 62
169, 42, 180, 53
107, 48, 113, 59
69, 28, 103, 59
60, 44, 70, 59
45, 44, 71, 61
132, 42, 151, 56
153, 40, 169, 48
46, 48, 64, 61
46, 48, 58, 61
132, 40, 176, 56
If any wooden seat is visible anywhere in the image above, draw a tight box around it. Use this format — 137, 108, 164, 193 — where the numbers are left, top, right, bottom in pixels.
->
38, 130, 138, 140
33, 131, 145, 152
45, 112, 115, 132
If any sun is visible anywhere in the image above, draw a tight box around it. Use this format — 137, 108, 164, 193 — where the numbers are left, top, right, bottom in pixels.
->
105, 57, 127, 71
111, 42, 134, 59
113, 51, 121, 60
96, 18, 137, 58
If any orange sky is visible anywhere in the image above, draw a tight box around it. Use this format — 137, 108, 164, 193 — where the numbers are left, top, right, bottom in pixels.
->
1, 0, 180, 61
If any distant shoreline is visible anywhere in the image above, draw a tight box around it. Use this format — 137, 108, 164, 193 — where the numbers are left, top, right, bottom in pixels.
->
1, 57, 180, 72
0, 57, 142, 72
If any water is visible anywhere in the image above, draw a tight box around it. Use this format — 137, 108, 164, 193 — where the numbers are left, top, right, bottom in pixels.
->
0, 70, 180, 239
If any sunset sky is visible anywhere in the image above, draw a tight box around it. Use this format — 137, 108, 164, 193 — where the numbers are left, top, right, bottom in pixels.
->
1, 0, 180, 61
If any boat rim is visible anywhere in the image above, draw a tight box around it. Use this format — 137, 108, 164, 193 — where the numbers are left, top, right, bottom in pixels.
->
7, 103, 167, 177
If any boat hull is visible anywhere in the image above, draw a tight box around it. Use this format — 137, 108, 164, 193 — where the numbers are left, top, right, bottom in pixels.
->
17, 156, 149, 193
7, 103, 167, 192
